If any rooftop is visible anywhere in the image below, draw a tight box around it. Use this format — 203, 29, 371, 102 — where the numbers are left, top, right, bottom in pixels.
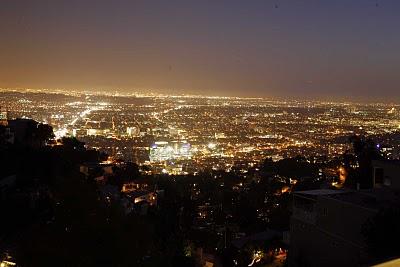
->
294, 189, 346, 197
295, 188, 400, 210
329, 188, 400, 211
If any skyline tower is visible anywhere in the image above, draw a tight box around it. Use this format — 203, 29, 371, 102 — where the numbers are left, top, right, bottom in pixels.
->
0, 106, 8, 126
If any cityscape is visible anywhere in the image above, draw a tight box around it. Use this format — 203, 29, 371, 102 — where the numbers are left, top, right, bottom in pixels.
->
1, 1, 400, 267
2, 89, 400, 175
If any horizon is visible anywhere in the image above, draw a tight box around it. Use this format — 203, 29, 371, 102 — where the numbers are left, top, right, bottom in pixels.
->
1, 87, 400, 105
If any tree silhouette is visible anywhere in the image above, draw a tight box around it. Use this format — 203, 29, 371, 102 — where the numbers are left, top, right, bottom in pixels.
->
348, 135, 382, 189
36, 123, 54, 146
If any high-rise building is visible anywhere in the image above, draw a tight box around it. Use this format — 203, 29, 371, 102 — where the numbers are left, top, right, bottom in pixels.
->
126, 126, 140, 137
0, 106, 8, 126
149, 141, 191, 162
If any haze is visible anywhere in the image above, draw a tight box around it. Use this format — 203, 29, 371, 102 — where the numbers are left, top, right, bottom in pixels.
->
1, 0, 400, 101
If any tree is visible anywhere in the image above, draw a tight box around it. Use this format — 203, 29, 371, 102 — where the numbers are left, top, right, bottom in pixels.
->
61, 137, 85, 151
0, 125, 11, 148
124, 162, 140, 181
36, 123, 54, 146
348, 136, 382, 189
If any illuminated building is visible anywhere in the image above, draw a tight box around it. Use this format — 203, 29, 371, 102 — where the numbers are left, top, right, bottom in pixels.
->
130, 191, 157, 206
0, 106, 8, 126
149, 141, 191, 162
126, 126, 140, 137
87, 128, 103, 136
121, 182, 148, 193
72, 128, 87, 137
215, 132, 226, 139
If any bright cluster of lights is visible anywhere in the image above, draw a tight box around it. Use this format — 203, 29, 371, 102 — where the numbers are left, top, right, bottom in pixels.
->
149, 141, 192, 162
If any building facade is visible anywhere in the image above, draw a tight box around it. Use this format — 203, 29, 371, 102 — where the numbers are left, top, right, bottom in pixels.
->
289, 189, 382, 267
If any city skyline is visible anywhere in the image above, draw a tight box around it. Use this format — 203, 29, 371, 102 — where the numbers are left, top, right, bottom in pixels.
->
2, 89, 399, 174
1, 1, 400, 101
2, 87, 400, 105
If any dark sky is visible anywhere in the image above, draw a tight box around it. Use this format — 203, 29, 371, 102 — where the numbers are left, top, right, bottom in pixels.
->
1, 1, 399, 101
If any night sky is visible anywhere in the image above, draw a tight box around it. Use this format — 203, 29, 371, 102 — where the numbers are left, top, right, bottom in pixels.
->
1, 1, 400, 101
